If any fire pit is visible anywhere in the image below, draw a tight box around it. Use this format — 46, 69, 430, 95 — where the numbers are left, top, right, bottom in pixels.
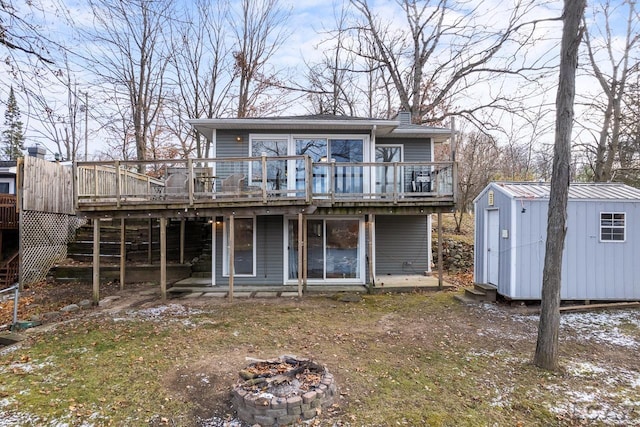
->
231, 355, 337, 426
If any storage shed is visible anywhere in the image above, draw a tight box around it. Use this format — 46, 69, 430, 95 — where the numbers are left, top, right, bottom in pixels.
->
474, 182, 640, 301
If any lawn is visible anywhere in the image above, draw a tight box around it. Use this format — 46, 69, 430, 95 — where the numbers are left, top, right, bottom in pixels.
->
1, 286, 639, 426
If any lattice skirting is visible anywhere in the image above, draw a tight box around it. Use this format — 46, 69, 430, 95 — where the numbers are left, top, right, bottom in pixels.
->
20, 211, 86, 286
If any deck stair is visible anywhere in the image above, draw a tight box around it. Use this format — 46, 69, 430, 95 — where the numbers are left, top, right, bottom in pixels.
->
463, 283, 497, 302
0, 251, 19, 288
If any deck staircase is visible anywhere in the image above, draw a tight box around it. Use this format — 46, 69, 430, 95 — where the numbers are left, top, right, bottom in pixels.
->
0, 251, 19, 288
67, 219, 208, 264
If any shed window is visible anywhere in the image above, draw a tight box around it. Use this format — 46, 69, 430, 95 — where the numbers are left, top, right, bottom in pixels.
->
600, 212, 625, 242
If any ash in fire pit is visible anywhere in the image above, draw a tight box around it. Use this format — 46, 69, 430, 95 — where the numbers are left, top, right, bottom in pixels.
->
232, 355, 337, 426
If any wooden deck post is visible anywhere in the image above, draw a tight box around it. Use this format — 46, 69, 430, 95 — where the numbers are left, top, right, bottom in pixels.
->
92, 219, 100, 305
302, 216, 308, 292
179, 219, 185, 264
437, 212, 443, 290
228, 215, 234, 302
297, 212, 303, 297
147, 219, 153, 264
368, 214, 375, 292
120, 218, 126, 291
160, 217, 167, 300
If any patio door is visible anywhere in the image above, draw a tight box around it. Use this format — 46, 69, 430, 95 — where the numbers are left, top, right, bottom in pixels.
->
375, 145, 403, 195
287, 218, 364, 283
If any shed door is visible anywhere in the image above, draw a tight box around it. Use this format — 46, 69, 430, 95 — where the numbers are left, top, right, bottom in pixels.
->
486, 209, 500, 285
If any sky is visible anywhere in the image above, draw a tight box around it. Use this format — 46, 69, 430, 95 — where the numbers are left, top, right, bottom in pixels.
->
0, 0, 633, 163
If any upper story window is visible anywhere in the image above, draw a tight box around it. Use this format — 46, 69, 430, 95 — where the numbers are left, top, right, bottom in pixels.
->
250, 139, 288, 190
600, 212, 625, 242
0, 182, 9, 194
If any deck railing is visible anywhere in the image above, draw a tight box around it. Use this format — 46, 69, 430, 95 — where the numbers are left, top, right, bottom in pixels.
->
0, 194, 18, 229
74, 157, 455, 208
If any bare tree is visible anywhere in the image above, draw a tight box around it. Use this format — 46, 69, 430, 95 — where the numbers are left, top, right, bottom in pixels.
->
454, 128, 500, 232
534, 0, 585, 371
581, 0, 640, 182
168, 0, 236, 158
305, 5, 361, 116
88, 0, 173, 167
231, 0, 291, 118
343, 0, 555, 124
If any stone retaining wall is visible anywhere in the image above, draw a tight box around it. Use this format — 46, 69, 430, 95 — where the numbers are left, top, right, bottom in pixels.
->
232, 372, 337, 426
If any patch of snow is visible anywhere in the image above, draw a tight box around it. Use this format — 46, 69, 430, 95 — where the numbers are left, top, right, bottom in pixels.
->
490, 386, 514, 408
0, 342, 22, 356
0, 360, 52, 374
566, 361, 607, 377
0, 411, 43, 427
196, 415, 245, 427
545, 358, 640, 425
560, 310, 640, 348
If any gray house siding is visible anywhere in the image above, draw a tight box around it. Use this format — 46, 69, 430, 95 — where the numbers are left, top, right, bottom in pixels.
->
215, 215, 284, 286
376, 138, 432, 162
375, 215, 430, 275
475, 182, 640, 300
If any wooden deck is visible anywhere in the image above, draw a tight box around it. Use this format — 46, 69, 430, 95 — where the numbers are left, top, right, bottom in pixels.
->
74, 157, 456, 218
168, 275, 452, 297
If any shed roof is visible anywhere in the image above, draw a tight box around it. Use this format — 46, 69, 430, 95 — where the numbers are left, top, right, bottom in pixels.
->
488, 182, 640, 201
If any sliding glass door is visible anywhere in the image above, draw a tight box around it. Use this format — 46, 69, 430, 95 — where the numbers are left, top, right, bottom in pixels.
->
287, 218, 363, 282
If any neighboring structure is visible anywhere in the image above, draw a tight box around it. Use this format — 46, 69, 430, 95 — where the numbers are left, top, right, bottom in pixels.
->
0, 161, 18, 287
474, 182, 640, 301
73, 114, 457, 300
0, 161, 16, 195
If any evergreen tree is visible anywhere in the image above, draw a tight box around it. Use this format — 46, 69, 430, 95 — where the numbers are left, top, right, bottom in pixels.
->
2, 87, 25, 160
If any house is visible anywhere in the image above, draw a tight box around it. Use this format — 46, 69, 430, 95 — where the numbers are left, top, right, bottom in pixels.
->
73, 113, 457, 301
0, 161, 16, 195
474, 182, 640, 301
0, 161, 18, 288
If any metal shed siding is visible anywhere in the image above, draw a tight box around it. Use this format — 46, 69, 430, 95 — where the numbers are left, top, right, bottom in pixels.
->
513, 198, 547, 298
478, 185, 640, 300
473, 185, 513, 296
562, 200, 640, 300
215, 215, 284, 286
375, 215, 430, 275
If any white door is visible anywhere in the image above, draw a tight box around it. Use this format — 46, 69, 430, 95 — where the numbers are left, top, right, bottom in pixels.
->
486, 209, 500, 285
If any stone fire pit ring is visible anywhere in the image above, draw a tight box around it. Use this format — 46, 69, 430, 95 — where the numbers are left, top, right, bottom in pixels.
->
231, 355, 337, 426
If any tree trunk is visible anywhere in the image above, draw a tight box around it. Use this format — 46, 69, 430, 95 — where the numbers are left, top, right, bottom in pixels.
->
534, 0, 585, 370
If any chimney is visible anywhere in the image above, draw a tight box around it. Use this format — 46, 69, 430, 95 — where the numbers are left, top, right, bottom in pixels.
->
396, 111, 412, 125
27, 145, 46, 159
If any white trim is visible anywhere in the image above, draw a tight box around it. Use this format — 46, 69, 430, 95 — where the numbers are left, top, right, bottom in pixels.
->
599, 212, 626, 242
222, 216, 257, 277
211, 220, 216, 286
427, 215, 432, 272
374, 144, 404, 195
510, 199, 518, 297
0, 177, 15, 194
484, 208, 500, 286
283, 215, 366, 285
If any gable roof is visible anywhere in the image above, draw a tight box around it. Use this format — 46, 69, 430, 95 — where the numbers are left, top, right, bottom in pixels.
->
481, 182, 640, 202
188, 114, 451, 142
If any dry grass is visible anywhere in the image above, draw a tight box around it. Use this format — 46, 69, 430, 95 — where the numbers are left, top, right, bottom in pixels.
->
1, 289, 639, 426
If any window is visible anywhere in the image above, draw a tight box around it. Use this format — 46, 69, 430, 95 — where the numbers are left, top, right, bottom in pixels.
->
223, 217, 256, 276
600, 212, 625, 242
0, 182, 9, 194
250, 139, 288, 190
